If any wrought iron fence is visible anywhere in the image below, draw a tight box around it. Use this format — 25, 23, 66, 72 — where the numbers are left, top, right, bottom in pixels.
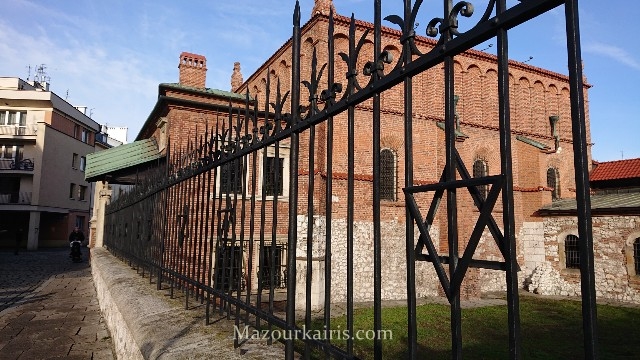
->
104, 0, 596, 359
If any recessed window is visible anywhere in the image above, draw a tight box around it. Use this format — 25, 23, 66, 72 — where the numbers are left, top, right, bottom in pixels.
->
258, 145, 290, 198
473, 159, 489, 201
220, 159, 243, 194
72, 153, 78, 169
259, 244, 286, 288
547, 167, 560, 201
565, 234, 580, 269
79, 185, 87, 201
80, 156, 86, 172
264, 156, 284, 196
380, 149, 396, 201
69, 183, 76, 199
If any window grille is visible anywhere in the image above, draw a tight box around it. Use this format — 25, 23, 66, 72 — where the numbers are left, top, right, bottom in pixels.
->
264, 156, 284, 196
634, 238, 640, 276
259, 244, 286, 288
215, 242, 243, 291
473, 159, 488, 201
220, 159, 243, 194
380, 149, 395, 201
565, 234, 580, 269
547, 167, 560, 200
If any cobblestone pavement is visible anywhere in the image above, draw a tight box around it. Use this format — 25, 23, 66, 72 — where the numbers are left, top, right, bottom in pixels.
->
0, 248, 115, 360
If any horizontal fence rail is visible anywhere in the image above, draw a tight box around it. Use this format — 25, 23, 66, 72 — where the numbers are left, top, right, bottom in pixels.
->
104, 0, 595, 359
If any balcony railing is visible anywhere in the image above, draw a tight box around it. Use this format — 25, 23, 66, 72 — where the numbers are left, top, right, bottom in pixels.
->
0, 158, 35, 171
0, 192, 32, 204
0, 124, 37, 136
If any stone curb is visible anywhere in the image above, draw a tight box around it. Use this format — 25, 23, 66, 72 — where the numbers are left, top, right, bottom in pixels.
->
90, 247, 284, 360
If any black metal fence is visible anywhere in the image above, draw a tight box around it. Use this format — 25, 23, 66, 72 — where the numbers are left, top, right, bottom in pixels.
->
104, 1, 596, 359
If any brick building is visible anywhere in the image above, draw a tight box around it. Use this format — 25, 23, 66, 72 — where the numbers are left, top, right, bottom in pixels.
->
93, 0, 592, 304
537, 158, 640, 303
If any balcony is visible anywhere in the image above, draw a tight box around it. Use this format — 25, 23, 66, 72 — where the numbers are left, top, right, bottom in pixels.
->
0, 158, 35, 171
0, 191, 32, 204
0, 124, 37, 136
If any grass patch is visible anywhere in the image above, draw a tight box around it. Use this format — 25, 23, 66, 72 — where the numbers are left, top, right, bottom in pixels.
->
298, 296, 640, 359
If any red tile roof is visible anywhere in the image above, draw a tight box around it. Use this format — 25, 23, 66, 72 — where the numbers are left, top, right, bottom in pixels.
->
590, 158, 640, 182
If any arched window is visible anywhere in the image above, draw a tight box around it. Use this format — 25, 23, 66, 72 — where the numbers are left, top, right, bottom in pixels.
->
634, 238, 640, 276
565, 234, 580, 269
473, 159, 488, 201
547, 167, 560, 200
380, 149, 396, 201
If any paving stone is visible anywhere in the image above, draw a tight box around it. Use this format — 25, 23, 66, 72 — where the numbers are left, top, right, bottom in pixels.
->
0, 249, 115, 360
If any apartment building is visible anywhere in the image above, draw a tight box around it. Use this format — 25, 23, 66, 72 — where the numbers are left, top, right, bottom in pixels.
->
0, 77, 99, 249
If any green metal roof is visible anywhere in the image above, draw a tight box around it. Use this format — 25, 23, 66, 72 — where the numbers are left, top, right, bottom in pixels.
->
516, 135, 551, 151
539, 192, 640, 215
160, 83, 248, 100
85, 138, 162, 182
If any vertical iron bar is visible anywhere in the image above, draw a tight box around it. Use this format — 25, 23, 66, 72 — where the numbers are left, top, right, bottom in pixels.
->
245, 97, 259, 325
346, 22, 355, 360
285, 2, 301, 358
304, 90, 317, 360
443, 0, 462, 357
372, 0, 382, 358
233, 107, 244, 347
196, 134, 206, 303
256, 72, 272, 330
269, 111, 280, 345
323, 10, 335, 359
496, 1, 522, 358
403, 0, 417, 358
564, 0, 598, 357
205, 126, 214, 325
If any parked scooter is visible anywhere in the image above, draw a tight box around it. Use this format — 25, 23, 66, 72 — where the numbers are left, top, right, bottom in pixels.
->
70, 240, 82, 263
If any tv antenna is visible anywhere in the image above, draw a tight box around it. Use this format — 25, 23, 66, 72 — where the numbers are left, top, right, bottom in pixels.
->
33, 64, 50, 84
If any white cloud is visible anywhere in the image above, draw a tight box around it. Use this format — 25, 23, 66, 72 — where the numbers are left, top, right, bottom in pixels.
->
584, 42, 640, 71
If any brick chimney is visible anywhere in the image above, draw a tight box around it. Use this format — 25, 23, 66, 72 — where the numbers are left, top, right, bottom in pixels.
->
178, 52, 207, 88
230, 62, 243, 92
312, 0, 335, 17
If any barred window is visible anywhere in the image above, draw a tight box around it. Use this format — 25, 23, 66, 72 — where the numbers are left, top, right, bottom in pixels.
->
220, 159, 243, 194
259, 244, 286, 288
380, 149, 396, 201
547, 167, 560, 200
264, 156, 284, 196
473, 159, 488, 201
634, 238, 640, 276
565, 234, 580, 269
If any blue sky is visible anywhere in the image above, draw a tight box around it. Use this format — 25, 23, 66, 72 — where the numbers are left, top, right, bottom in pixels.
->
1, 0, 637, 162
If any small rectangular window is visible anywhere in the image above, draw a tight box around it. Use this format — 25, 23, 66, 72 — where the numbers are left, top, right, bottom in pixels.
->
74, 124, 79, 139
264, 156, 284, 196
79, 185, 87, 201
69, 183, 76, 199
0, 111, 6, 125
72, 153, 78, 168
80, 156, 86, 171
81, 129, 88, 143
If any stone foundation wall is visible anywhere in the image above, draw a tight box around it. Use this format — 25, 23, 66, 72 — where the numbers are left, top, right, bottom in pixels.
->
527, 215, 640, 304
296, 216, 440, 305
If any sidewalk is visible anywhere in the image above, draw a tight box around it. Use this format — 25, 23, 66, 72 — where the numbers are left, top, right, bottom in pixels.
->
0, 248, 115, 359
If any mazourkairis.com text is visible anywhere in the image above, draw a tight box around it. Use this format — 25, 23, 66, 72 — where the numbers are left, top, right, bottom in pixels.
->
234, 325, 393, 341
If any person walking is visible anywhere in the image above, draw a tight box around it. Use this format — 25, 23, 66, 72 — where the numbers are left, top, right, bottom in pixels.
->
69, 226, 85, 257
